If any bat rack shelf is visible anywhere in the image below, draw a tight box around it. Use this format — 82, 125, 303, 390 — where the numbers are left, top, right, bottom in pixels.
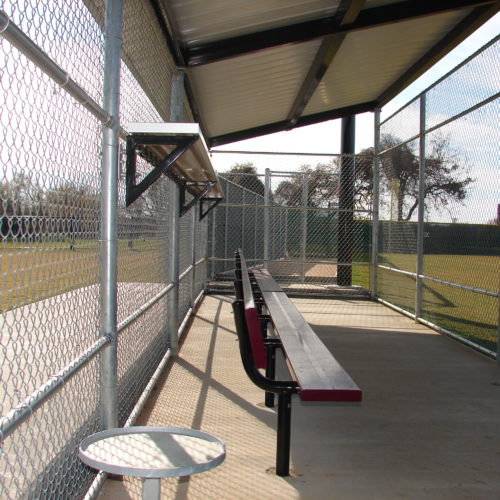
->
125, 122, 223, 219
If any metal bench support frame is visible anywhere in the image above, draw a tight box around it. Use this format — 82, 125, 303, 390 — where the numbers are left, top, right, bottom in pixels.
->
232, 299, 298, 476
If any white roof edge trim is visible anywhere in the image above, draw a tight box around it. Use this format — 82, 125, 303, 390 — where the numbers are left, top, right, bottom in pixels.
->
126, 122, 201, 136
126, 121, 211, 162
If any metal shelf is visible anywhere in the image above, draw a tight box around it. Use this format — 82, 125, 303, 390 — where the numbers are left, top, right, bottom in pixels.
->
125, 122, 223, 218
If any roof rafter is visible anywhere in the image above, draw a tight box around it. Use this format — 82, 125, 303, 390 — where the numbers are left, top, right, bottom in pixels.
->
286, 0, 367, 128
183, 0, 497, 67
209, 101, 377, 148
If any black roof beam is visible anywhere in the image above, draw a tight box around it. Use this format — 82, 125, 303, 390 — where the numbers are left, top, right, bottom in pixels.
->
376, 3, 500, 106
149, 0, 185, 67
208, 101, 377, 148
286, 0, 366, 128
183, 1, 497, 67
286, 37, 345, 128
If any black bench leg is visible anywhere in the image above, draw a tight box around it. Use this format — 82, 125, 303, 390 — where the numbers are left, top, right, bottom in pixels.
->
276, 392, 292, 477
265, 346, 276, 407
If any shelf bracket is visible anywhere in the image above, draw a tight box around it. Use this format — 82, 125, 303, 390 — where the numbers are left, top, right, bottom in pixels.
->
199, 197, 223, 220
125, 134, 198, 207
180, 181, 214, 217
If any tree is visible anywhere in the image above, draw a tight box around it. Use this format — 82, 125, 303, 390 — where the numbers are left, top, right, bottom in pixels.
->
420, 135, 474, 221
0, 175, 100, 246
119, 178, 167, 249
42, 182, 99, 248
0, 172, 43, 216
273, 159, 371, 211
1, 172, 45, 240
362, 132, 474, 221
224, 163, 265, 197
274, 162, 340, 208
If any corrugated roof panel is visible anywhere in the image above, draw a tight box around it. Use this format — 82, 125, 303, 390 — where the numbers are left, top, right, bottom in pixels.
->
167, 0, 342, 44
304, 10, 470, 115
156, 0, 499, 144
188, 41, 321, 137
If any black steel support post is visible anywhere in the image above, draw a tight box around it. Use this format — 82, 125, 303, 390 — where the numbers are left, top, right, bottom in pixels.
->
179, 181, 214, 217
260, 310, 277, 408
199, 197, 222, 220
232, 298, 298, 477
265, 345, 276, 408
234, 257, 243, 300
234, 279, 243, 301
337, 115, 356, 286
276, 392, 292, 477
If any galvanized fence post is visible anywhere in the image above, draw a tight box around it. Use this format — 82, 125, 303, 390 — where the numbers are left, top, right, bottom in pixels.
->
167, 181, 180, 352
264, 168, 271, 268
371, 109, 381, 299
203, 214, 209, 288
224, 181, 229, 270
241, 188, 246, 258
300, 173, 308, 282
210, 206, 217, 279
99, 0, 123, 430
254, 192, 259, 263
170, 71, 185, 122
415, 94, 426, 320
201, 213, 207, 287
191, 206, 197, 307
167, 71, 184, 353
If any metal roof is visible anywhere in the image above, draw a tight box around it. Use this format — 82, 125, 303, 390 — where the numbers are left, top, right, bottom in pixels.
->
155, 0, 499, 147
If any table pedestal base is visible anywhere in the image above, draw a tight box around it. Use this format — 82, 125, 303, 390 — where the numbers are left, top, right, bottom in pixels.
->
142, 478, 161, 500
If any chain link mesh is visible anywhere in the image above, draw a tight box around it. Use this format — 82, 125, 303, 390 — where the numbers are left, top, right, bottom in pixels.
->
380, 97, 421, 148
1, 0, 498, 496
1, 2, 103, 496
377, 36, 499, 354
425, 38, 500, 130
2, 0, 105, 105
212, 154, 372, 295
1, 1, 208, 497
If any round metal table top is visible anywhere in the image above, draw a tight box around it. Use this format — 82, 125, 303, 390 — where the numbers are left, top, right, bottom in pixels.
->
79, 426, 226, 478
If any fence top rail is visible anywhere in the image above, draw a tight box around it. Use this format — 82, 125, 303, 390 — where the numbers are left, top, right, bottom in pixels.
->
212, 150, 370, 158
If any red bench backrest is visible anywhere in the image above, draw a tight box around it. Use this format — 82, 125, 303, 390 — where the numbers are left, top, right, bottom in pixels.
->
238, 252, 266, 369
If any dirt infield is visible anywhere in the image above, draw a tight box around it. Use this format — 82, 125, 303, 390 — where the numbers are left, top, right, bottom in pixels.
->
267, 261, 337, 280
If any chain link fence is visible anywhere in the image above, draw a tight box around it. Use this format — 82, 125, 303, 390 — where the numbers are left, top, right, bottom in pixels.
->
210, 154, 372, 296
376, 36, 499, 357
0, 1, 208, 498
1, 1, 498, 497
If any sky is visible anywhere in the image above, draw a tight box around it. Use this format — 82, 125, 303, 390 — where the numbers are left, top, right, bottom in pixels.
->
210, 14, 499, 172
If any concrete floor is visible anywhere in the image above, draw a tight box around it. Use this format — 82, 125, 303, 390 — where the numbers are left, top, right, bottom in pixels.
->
98, 294, 500, 500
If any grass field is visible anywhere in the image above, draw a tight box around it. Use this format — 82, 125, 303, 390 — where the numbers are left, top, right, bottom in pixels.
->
1, 239, 168, 312
379, 253, 499, 292
377, 253, 499, 352
2, 242, 498, 352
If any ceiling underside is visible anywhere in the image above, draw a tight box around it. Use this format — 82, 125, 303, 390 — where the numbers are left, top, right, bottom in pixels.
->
152, 0, 499, 147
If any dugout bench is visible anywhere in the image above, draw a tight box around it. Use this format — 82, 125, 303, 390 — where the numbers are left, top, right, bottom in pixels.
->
232, 249, 362, 476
